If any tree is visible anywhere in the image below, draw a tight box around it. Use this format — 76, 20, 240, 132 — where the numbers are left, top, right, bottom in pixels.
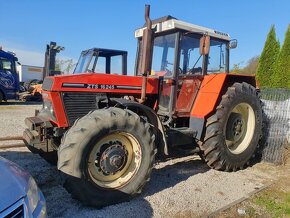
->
256, 25, 280, 88
56, 58, 75, 74
230, 62, 243, 74
243, 56, 260, 74
230, 56, 259, 74
273, 24, 290, 88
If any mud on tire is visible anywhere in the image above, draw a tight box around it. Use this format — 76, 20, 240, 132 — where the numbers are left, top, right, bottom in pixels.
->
57, 107, 156, 207
200, 82, 262, 171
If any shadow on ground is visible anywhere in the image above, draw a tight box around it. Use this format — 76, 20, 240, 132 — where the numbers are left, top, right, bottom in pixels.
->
144, 158, 208, 197
0, 100, 42, 106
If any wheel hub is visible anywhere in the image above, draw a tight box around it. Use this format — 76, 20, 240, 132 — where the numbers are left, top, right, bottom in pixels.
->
99, 142, 128, 175
226, 112, 245, 142
88, 132, 142, 189
233, 119, 243, 137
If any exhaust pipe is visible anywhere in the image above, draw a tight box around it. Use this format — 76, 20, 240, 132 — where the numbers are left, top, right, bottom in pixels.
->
138, 5, 153, 103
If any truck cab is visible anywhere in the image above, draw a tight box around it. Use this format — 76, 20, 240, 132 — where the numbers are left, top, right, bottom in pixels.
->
0, 48, 20, 102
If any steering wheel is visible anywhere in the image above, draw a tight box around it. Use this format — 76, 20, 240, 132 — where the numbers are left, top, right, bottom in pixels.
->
188, 67, 202, 75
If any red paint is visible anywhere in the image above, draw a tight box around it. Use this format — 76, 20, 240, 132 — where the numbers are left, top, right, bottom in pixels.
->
190, 74, 227, 118
44, 73, 159, 127
49, 73, 159, 94
190, 73, 256, 119
176, 76, 202, 116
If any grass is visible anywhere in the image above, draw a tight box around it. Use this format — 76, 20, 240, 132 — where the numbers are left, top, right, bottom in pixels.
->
213, 163, 290, 218
254, 189, 290, 217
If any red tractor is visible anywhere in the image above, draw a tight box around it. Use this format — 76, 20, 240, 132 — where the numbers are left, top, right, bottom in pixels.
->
23, 6, 262, 207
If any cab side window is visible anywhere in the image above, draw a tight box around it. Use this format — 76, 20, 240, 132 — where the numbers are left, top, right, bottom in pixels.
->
207, 40, 227, 74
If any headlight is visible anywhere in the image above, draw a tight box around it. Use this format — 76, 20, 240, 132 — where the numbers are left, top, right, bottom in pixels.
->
41, 99, 56, 121
27, 177, 40, 212
43, 100, 54, 114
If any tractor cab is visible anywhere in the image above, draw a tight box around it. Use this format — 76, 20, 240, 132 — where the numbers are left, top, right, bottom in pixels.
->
135, 16, 237, 76
74, 48, 127, 75
134, 16, 237, 118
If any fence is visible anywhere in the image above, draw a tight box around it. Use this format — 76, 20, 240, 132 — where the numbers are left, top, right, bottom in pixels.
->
260, 88, 290, 164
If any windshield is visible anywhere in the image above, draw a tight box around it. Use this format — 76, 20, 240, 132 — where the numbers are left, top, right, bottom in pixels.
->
0, 57, 16, 74
74, 50, 126, 75
73, 51, 93, 74
136, 33, 178, 77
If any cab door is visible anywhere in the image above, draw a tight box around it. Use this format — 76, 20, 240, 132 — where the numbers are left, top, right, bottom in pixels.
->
175, 34, 203, 117
176, 75, 202, 117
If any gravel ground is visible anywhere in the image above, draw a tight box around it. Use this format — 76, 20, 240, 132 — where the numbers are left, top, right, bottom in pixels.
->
0, 103, 279, 217
0, 102, 42, 146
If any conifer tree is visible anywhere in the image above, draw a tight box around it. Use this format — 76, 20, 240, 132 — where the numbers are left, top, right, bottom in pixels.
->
256, 25, 280, 88
273, 25, 290, 88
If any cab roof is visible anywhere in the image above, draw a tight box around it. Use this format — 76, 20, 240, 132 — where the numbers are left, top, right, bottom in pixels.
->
82, 48, 127, 57
0, 50, 18, 61
135, 16, 231, 41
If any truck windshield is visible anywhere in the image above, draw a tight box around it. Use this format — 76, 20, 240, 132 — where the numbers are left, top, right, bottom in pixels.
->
73, 51, 93, 74
0, 58, 15, 72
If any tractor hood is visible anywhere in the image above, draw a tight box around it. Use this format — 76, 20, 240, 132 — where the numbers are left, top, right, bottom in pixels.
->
42, 73, 159, 95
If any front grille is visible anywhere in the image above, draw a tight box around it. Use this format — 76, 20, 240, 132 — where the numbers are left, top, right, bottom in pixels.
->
62, 92, 99, 126
4, 205, 24, 218
1, 201, 25, 218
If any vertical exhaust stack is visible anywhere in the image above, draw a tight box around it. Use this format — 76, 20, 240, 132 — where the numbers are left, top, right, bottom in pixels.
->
139, 5, 153, 103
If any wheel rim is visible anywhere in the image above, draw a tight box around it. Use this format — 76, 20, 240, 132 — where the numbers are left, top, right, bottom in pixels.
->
88, 132, 142, 189
225, 103, 255, 154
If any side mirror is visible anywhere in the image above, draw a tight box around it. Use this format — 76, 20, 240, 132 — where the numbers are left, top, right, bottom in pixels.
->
200, 35, 210, 55
229, 39, 238, 49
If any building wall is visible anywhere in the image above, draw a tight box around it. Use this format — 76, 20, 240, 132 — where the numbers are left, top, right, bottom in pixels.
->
17, 65, 43, 82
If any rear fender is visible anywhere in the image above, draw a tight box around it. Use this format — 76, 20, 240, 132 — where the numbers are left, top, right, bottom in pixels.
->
190, 73, 257, 140
110, 98, 168, 155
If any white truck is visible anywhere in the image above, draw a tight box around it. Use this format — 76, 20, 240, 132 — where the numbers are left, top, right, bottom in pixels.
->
16, 65, 43, 82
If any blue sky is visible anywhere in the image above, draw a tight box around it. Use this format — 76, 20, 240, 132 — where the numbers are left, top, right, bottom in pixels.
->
0, 0, 289, 74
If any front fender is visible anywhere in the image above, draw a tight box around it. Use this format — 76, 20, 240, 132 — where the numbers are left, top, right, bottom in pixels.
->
110, 98, 168, 155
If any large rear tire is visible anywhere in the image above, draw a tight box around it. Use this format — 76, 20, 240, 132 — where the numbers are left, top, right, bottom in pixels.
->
58, 107, 156, 207
200, 82, 262, 171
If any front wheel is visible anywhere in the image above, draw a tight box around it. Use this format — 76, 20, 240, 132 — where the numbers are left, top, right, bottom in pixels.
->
58, 107, 156, 207
200, 82, 262, 171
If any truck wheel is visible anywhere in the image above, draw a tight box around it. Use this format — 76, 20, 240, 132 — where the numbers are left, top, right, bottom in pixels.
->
200, 82, 262, 171
58, 107, 156, 207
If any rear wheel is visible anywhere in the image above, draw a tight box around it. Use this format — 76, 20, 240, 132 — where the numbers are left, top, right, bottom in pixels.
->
58, 107, 156, 207
200, 82, 262, 171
